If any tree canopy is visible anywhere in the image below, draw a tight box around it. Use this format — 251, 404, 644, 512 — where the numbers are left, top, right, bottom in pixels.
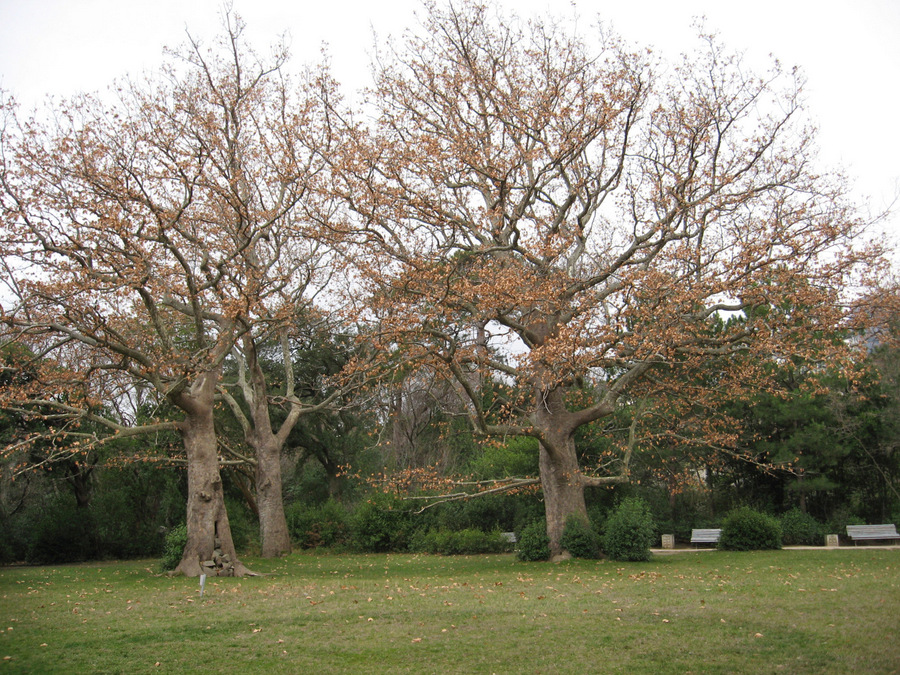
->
329, 1, 881, 556
0, 15, 341, 574
0, 2, 890, 562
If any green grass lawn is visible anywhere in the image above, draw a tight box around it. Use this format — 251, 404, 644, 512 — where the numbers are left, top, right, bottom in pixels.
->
1, 549, 898, 674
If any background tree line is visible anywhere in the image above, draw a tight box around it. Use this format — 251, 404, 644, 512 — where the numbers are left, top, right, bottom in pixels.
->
2, 310, 897, 564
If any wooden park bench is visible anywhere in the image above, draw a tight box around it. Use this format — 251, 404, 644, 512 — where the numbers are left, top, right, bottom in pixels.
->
846, 524, 900, 545
690, 528, 721, 547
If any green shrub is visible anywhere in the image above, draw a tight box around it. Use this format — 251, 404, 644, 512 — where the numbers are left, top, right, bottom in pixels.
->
515, 520, 550, 561
286, 499, 349, 549
512, 499, 546, 535
718, 507, 782, 551
428, 494, 527, 534
92, 465, 183, 559
560, 514, 600, 559
456, 527, 510, 554
466, 437, 539, 479
26, 496, 97, 564
349, 495, 415, 552
655, 512, 716, 545
780, 508, 825, 546
410, 528, 450, 554
586, 503, 609, 535
411, 528, 510, 555
602, 497, 655, 562
1, 502, 45, 564
160, 523, 187, 572
826, 509, 865, 543
0, 523, 13, 564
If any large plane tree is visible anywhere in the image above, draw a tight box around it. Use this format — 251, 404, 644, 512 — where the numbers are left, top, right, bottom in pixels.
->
0, 16, 339, 573
334, 2, 879, 557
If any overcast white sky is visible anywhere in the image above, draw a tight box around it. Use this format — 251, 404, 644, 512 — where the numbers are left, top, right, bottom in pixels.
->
1, 0, 898, 250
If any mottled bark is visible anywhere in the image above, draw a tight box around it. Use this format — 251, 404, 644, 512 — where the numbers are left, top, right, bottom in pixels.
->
532, 385, 628, 559
533, 387, 590, 560
174, 370, 253, 577
237, 335, 293, 558
254, 435, 291, 557
539, 440, 588, 560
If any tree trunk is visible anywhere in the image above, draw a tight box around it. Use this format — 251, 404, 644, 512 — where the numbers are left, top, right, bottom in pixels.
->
327, 464, 344, 502
255, 436, 291, 557
241, 336, 292, 558
66, 462, 94, 509
533, 387, 589, 560
539, 439, 588, 560
173, 371, 253, 577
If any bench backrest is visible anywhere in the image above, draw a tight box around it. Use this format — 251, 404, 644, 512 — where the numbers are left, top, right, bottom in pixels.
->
691, 528, 721, 541
846, 524, 899, 537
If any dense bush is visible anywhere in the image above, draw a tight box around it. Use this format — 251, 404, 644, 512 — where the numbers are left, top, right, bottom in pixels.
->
466, 437, 539, 479
512, 500, 547, 535
0, 463, 186, 565
286, 499, 349, 549
780, 508, 825, 546
411, 528, 510, 555
92, 467, 183, 558
349, 495, 416, 552
826, 509, 865, 542
0, 502, 45, 564
718, 507, 782, 550
282, 461, 337, 507
602, 497, 655, 562
427, 494, 516, 533
27, 495, 97, 564
560, 514, 600, 559
515, 520, 550, 561
160, 523, 187, 571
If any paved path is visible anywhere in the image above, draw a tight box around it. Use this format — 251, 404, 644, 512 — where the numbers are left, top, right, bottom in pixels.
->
651, 544, 900, 554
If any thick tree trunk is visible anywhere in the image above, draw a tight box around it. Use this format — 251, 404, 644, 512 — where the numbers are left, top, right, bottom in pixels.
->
241, 336, 292, 558
533, 387, 590, 560
539, 440, 588, 560
173, 372, 253, 577
255, 436, 291, 557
